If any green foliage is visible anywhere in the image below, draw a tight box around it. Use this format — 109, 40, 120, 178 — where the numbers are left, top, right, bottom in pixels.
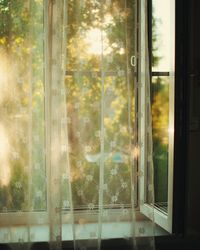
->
152, 77, 169, 202
0, 0, 169, 211
65, 0, 135, 208
0, 0, 45, 211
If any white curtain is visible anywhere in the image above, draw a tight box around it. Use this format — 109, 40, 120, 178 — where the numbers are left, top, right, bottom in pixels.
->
0, 0, 155, 250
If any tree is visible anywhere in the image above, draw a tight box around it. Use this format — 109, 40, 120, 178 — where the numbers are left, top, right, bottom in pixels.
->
0, 0, 45, 211
65, 0, 136, 208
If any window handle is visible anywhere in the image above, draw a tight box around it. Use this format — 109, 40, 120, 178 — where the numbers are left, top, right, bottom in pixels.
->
130, 55, 136, 67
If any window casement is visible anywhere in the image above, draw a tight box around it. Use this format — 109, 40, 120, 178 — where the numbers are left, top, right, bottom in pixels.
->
0, 0, 175, 243
139, 0, 175, 233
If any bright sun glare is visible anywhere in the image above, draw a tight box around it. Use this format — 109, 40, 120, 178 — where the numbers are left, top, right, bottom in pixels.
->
0, 56, 12, 186
85, 28, 111, 55
0, 124, 11, 186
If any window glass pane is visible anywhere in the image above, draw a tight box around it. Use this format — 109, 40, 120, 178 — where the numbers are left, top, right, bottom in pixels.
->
150, 0, 175, 214
152, 76, 169, 212
152, 0, 172, 72
0, 1, 45, 212
65, 0, 136, 210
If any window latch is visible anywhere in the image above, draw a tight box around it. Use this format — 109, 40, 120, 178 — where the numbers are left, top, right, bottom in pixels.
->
130, 55, 136, 67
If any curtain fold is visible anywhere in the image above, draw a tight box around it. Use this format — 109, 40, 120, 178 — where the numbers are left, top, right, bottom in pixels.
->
0, 0, 155, 249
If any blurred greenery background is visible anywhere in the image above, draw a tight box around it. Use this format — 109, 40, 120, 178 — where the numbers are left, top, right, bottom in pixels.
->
0, 0, 169, 212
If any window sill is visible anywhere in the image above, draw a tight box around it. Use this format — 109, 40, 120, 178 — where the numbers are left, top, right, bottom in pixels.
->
0, 210, 168, 243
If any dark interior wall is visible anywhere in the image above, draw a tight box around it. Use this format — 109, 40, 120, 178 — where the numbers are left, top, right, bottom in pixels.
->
170, 0, 200, 240
185, 0, 200, 236
154, 0, 200, 248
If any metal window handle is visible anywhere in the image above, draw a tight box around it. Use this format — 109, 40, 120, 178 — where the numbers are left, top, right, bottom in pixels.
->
130, 55, 136, 67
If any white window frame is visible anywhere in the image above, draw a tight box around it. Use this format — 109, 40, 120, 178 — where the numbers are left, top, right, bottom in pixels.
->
138, 0, 175, 233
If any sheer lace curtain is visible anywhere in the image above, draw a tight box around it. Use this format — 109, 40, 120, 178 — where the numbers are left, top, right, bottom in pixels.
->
0, 0, 155, 250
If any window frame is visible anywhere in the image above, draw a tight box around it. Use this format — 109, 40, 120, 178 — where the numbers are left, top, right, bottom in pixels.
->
0, 0, 181, 240
138, 0, 175, 233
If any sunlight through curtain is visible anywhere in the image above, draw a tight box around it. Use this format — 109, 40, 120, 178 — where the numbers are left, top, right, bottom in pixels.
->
0, 0, 155, 249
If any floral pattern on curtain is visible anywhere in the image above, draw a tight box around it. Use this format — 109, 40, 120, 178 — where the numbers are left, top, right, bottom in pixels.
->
0, 0, 155, 250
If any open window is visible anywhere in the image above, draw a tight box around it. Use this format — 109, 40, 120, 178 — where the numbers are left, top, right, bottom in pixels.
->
0, 0, 175, 244
139, 0, 175, 233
